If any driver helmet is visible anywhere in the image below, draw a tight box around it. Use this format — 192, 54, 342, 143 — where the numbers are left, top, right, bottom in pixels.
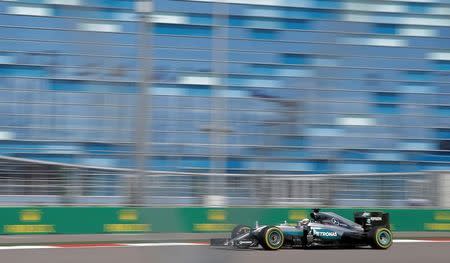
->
300, 218, 310, 225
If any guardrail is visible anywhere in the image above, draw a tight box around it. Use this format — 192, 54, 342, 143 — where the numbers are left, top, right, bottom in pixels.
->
1, 207, 450, 235
0, 155, 448, 207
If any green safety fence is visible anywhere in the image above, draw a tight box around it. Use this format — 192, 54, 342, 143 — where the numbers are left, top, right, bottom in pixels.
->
0, 207, 449, 235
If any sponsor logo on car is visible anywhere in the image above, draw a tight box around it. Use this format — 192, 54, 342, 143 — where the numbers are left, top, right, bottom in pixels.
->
370, 217, 383, 221
316, 231, 338, 237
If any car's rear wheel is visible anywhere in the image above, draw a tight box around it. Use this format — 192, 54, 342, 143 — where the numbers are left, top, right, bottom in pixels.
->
370, 227, 393, 249
258, 226, 284, 250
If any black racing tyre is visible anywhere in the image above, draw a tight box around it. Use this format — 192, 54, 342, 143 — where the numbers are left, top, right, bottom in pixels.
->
257, 226, 284, 250
231, 224, 251, 239
370, 227, 393, 249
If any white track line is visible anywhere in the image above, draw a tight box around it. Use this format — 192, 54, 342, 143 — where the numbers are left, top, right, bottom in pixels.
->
0, 246, 54, 250
394, 239, 450, 243
0, 240, 449, 251
123, 242, 207, 247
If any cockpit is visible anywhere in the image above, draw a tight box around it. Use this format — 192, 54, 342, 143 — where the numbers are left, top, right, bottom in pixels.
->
310, 211, 362, 230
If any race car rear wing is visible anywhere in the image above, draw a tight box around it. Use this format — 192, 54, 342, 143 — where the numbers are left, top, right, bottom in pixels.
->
354, 211, 390, 231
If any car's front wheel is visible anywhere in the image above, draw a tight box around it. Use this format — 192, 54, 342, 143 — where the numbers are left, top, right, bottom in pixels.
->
258, 226, 284, 250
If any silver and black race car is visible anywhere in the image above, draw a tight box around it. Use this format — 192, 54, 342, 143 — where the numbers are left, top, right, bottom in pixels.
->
210, 208, 393, 250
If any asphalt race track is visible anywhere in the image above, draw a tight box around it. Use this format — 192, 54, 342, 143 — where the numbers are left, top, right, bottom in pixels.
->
0, 242, 450, 263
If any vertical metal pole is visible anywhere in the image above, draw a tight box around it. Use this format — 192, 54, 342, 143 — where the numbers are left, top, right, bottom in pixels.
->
207, 2, 228, 205
208, 2, 229, 203
134, 0, 153, 206
211, 2, 228, 173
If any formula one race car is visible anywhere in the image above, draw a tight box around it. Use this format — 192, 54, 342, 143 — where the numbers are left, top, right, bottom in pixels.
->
210, 209, 393, 250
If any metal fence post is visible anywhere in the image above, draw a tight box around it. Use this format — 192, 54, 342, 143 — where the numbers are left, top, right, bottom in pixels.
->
207, 2, 229, 205
134, 0, 153, 206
